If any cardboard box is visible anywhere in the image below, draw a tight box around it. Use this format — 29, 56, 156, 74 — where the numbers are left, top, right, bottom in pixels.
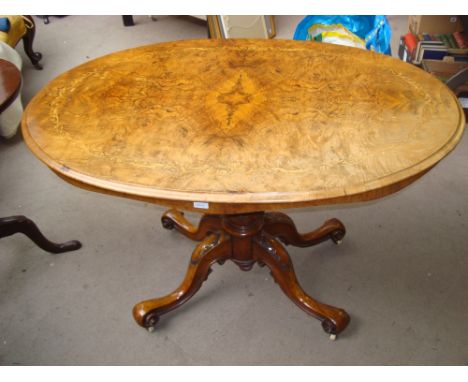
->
409, 16, 463, 35
422, 59, 468, 81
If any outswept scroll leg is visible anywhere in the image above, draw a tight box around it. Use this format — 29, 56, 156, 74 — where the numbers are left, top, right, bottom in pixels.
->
263, 212, 346, 247
133, 232, 231, 330
22, 16, 43, 70
0, 215, 81, 254
161, 209, 223, 241
254, 235, 350, 336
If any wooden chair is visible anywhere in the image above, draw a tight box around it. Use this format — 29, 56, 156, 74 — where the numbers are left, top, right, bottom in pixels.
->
0, 28, 77, 253
0, 15, 42, 69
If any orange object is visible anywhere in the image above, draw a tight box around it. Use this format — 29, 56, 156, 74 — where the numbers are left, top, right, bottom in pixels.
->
403, 32, 418, 57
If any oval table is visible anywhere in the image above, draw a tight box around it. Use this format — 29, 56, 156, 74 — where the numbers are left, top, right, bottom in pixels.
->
22, 39, 465, 338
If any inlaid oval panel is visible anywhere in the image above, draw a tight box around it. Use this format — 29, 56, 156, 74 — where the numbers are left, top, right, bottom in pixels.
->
22, 39, 465, 209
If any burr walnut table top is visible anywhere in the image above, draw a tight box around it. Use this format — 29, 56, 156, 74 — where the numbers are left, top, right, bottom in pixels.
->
22, 39, 465, 214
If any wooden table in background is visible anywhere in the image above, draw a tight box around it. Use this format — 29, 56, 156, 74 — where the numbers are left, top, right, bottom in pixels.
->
0, 59, 21, 114
21, 40, 465, 338
0, 59, 81, 253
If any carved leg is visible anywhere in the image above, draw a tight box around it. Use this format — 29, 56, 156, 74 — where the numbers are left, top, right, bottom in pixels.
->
133, 232, 231, 330
21, 16, 43, 70
264, 212, 345, 247
0, 215, 81, 254
161, 209, 222, 241
254, 235, 350, 336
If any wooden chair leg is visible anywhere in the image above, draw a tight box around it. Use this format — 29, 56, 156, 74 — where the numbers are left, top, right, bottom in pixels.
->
0, 215, 81, 254
21, 16, 43, 70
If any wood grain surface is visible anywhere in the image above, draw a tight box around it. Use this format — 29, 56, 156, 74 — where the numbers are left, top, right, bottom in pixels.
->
21, 39, 465, 213
0, 59, 21, 114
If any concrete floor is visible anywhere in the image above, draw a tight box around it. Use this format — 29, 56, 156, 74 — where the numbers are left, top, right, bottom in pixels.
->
0, 16, 467, 365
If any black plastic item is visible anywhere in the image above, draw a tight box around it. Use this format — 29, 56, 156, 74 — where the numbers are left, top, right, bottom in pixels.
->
122, 15, 134, 27
36, 16, 67, 25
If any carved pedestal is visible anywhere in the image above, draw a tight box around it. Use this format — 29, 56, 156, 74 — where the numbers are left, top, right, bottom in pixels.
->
133, 210, 350, 338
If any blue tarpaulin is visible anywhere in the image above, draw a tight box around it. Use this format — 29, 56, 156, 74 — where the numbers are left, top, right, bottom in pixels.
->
293, 15, 392, 55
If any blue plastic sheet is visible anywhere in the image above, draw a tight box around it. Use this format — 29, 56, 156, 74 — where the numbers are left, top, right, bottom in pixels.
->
293, 15, 392, 55
0, 17, 10, 32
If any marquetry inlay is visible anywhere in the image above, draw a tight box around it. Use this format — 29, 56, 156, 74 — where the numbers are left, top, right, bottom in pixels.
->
22, 39, 465, 213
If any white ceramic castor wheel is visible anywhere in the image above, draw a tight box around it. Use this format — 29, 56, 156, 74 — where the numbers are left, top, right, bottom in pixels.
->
329, 333, 337, 341
145, 313, 159, 332
331, 231, 344, 245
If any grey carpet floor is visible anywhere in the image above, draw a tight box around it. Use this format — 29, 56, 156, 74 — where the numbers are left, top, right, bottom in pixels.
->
0, 16, 467, 365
